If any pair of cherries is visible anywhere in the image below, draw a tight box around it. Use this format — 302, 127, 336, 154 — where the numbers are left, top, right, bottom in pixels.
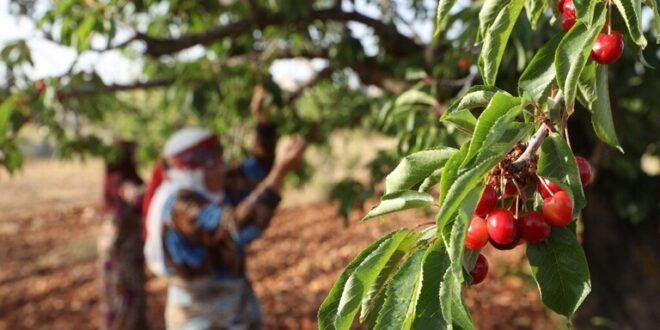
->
467, 156, 593, 285
558, 0, 624, 64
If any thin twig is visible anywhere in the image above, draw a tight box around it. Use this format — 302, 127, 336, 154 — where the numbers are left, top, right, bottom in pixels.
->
511, 91, 564, 169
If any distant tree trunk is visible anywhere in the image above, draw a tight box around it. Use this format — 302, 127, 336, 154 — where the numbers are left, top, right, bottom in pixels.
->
574, 189, 660, 329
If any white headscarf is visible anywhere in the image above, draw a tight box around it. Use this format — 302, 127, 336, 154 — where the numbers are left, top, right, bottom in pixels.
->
144, 128, 223, 276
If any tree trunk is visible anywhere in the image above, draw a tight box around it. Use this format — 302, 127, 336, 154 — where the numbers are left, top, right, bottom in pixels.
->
574, 189, 660, 329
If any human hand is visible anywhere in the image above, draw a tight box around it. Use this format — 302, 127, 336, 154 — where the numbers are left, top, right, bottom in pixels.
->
275, 136, 307, 173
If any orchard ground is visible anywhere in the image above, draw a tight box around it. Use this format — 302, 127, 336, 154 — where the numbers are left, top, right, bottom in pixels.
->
1, 132, 564, 329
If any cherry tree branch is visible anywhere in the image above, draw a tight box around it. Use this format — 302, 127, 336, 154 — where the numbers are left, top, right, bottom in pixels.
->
511, 91, 564, 169
135, 8, 422, 58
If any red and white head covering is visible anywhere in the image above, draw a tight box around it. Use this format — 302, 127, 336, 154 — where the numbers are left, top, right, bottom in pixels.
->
143, 127, 223, 276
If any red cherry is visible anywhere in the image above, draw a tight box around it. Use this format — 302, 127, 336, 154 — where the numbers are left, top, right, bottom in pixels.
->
57, 91, 66, 102
517, 211, 551, 243
562, 13, 576, 31
489, 233, 521, 250
556, 0, 565, 12
542, 191, 574, 227
562, 0, 575, 16
470, 254, 489, 285
458, 57, 470, 72
591, 32, 624, 64
465, 216, 489, 251
487, 208, 517, 245
35, 80, 46, 93
575, 156, 592, 186
537, 177, 563, 199
503, 181, 518, 197
475, 185, 498, 217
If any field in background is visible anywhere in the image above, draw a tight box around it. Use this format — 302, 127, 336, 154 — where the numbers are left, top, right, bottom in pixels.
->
0, 131, 560, 329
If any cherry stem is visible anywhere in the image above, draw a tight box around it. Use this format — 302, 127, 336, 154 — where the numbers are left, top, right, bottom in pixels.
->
514, 195, 520, 218
511, 178, 525, 202
499, 165, 506, 208
536, 174, 556, 197
511, 91, 564, 170
608, 0, 612, 35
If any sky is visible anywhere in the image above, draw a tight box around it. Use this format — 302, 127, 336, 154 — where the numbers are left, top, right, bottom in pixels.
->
0, 0, 443, 90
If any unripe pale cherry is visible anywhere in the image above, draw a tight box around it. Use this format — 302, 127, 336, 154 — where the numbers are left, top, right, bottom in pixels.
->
487, 208, 517, 245
465, 216, 489, 251
474, 185, 498, 217
470, 254, 489, 285
542, 191, 574, 227
517, 211, 551, 243
575, 156, 592, 186
591, 32, 624, 64
537, 177, 563, 199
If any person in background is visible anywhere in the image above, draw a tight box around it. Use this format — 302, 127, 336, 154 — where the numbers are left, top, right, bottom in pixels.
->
98, 140, 147, 330
142, 86, 306, 329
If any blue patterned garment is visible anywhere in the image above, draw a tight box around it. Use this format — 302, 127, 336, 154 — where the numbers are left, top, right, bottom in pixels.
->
240, 157, 267, 181
196, 204, 223, 231
165, 230, 206, 267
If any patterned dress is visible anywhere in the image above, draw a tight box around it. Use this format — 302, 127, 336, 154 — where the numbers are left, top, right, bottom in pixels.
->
98, 180, 147, 330
162, 123, 279, 330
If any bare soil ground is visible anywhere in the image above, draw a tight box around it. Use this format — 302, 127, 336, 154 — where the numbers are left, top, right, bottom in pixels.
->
0, 159, 561, 329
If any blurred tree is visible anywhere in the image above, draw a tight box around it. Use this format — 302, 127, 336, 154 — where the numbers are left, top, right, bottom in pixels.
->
1, 0, 659, 327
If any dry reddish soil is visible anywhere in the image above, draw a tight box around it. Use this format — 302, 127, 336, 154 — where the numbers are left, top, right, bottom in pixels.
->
0, 203, 561, 330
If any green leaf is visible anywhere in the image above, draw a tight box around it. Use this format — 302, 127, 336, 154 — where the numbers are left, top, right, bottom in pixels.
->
412, 240, 451, 329
463, 92, 520, 166
75, 15, 97, 51
478, 0, 525, 85
435, 0, 458, 36
519, 34, 562, 101
555, 7, 606, 110
537, 133, 587, 218
438, 187, 481, 330
0, 95, 18, 144
590, 66, 623, 152
318, 229, 416, 330
439, 144, 469, 206
573, 0, 598, 26
439, 270, 474, 329
385, 148, 457, 194
477, 121, 533, 163
525, 0, 548, 29
418, 167, 444, 193
613, 0, 647, 48
442, 109, 478, 134
446, 186, 482, 280
362, 191, 434, 221
478, 0, 510, 41
577, 61, 597, 109
437, 155, 504, 231
395, 90, 438, 108
447, 86, 503, 113
442, 85, 503, 134
527, 228, 591, 317
371, 248, 426, 330
360, 235, 418, 322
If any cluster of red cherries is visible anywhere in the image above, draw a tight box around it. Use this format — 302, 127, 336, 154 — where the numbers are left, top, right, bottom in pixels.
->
467, 156, 593, 285
559, 0, 624, 64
